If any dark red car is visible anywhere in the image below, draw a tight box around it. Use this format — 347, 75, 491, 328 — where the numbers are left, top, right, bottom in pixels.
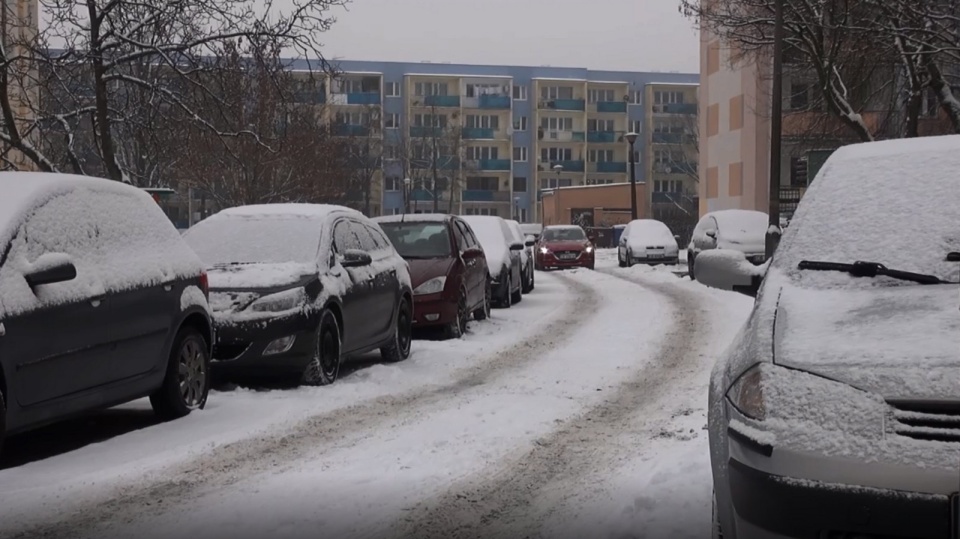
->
374, 214, 490, 339
535, 225, 596, 270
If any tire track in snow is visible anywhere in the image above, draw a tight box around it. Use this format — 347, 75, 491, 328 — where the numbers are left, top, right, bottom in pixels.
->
1, 272, 600, 539
387, 268, 714, 539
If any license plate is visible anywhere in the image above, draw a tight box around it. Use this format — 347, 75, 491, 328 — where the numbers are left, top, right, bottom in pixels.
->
647, 253, 663, 259
559, 253, 577, 260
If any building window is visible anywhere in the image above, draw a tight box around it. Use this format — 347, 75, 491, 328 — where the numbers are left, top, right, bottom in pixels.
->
414, 82, 449, 96
586, 178, 615, 185
587, 119, 614, 132
654, 91, 684, 104
653, 180, 683, 192
540, 86, 574, 100
513, 116, 528, 131
513, 177, 527, 192
385, 82, 400, 97
541, 147, 573, 162
384, 176, 402, 191
466, 177, 499, 191
466, 114, 500, 129
384, 113, 399, 129
631, 120, 643, 133
335, 111, 372, 125
413, 113, 447, 127
790, 156, 808, 187
588, 149, 614, 162
513, 147, 527, 161
539, 178, 573, 189
384, 145, 400, 160
789, 83, 809, 110
466, 83, 509, 97
391, 208, 402, 215
466, 146, 499, 160
512, 85, 527, 100
587, 89, 615, 103
630, 91, 643, 105
518, 208, 528, 222
540, 116, 574, 131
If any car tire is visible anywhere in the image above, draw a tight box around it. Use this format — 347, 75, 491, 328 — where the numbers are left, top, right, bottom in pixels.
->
444, 291, 469, 339
618, 250, 627, 268
511, 283, 522, 304
501, 274, 513, 308
300, 309, 342, 386
0, 387, 6, 457
150, 326, 211, 420
688, 251, 697, 281
711, 490, 724, 539
626, 249, 635, 267
381, 296, 412, 362
529, 265, 535, 291
474, 281, 491, 320
522, 264, 533, 293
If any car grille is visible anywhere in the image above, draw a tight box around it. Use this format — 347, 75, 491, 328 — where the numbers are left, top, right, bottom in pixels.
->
887, 400, 960, 443
213, 343, 251, 361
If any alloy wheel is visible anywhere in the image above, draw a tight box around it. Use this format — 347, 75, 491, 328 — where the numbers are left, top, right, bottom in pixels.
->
178, 337, 207, 409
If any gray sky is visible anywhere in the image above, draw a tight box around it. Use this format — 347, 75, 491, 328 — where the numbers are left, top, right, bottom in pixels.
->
319, 0, 700, 73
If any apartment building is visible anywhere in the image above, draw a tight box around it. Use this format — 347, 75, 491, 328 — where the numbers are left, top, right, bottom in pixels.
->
288, 59, 697, 222
2, 0, 40, 171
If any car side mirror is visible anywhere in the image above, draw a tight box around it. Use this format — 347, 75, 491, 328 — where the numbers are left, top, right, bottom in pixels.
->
341, 249, 372, 268
25, 255, 77, 288
693, 250, 764, 297
674, 234, 681, 241
509, 243, 524, 251
705, 229, 717, 239
462, 247, 484, 259
524, 240, 535, 247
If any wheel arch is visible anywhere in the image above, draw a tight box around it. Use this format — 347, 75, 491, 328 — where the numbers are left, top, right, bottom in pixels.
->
323, 300, 345, 340
179, 310, 213, 352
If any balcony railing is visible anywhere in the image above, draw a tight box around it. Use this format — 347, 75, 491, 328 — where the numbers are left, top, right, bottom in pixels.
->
539, 98, 585, 111
652, 132, 694, 145
653, 161, 698, 175
410, 126, 445, 138
462, 127, 496, 139
478, 94, 511, 109
333, 124, 370, 137
540, 130, 585, 142
595, 101, 627, 113
347, 92, 380, 105
411, 156, 459, 170
462, 190, 511, 202
540, 160, 585, 172
292, 91, 326, 104
423, 95, 461, 107
587, 131, 617, 143
590, 161, 627, 173
652, 103, 698, 115
473, 159, 511, 171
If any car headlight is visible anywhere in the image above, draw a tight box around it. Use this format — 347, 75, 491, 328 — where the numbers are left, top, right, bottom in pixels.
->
249, 287, 307, 313
585, 245, 594, 253
414, 276, 446, 295
726, 363, 766, 420
539, 246, 549, 254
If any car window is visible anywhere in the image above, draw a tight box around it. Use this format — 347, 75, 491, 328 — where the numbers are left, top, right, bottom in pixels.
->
707, 217, 718, 233
333, 220, 362, 253
459, 221, 479, 249
349, 220, 379, 252
365, 224, 391, 251
451, 221, 468, 252
499, 220, 515, 243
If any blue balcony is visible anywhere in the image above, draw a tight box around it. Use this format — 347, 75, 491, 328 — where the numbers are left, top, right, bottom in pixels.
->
410, 126, 444, 138
596, 101, 627, 113
660, 103, 698, 115
424, 95, 461, 107
333, 124, 370, 137
587, 131, 617, 143
478, 94, 511, 109
476, 159, 510, 171
652, 132, 685, 144
596, 161, 627, 173
410, 189, 434, 201
462, 190, 511, 202
551, 160, 585, 172
346, 92, 380, 105
541, 98, 585, 111
462, 127, 495, 139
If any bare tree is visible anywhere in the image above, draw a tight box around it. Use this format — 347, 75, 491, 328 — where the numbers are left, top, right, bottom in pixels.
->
398, 106, 468, 213
339, 104, 384, 216
0, 0, 347, 180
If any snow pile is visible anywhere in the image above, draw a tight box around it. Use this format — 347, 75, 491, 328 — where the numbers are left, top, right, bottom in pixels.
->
772, 135, 960, 286
0, 173, 204, 318
461, 215, 511, 272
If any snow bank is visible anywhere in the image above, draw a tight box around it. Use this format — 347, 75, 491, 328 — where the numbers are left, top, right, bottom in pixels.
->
0, 173, 204, 318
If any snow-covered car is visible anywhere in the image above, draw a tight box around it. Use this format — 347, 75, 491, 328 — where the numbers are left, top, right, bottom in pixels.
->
373, 214, 490, 339
535, 225, 595, 270
687, 209, 768, 280
520, 223, 543, 241
506, 219, 536, 293
0, 173, 214, 454
460, 215, 524, 308
694, 136, 960, 539
183, 204, 413, 386
616, 219, 681, 266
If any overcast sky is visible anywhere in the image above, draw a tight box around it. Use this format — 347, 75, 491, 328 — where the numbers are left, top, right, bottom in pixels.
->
318, 0, 700, 73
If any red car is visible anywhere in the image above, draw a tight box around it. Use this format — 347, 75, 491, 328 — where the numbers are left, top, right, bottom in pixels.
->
535, 225, 595, 270
374, 214, 490, 339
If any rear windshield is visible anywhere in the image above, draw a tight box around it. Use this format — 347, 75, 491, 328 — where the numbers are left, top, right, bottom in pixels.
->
542, 227, 585, 241
380, 222, 452, 259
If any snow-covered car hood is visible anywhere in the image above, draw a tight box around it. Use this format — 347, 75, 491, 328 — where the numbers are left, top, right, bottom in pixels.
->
774, 283, 960, 400
207, 262, 318, 291
406, 257, 455, 289
542, 240, 589, 251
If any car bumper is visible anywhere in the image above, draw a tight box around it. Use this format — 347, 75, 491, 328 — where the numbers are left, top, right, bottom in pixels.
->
630, 254, 679, 265
537, 252, 594, 268
210, 311, 319, 375
412, 293, 457, 327
727, 457, 955, 538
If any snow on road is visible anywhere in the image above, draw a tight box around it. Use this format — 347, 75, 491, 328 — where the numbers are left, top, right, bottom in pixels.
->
0, 249, 754, 539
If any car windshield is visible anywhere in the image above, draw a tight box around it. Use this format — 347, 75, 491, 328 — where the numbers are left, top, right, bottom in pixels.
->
379, 222, 452, 258
542, 227, 585, 241
184, 216, 322, 265
772, 139, 960, 287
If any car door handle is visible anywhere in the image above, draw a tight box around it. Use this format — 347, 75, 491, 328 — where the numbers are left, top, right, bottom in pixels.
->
90, 297, 104, 307
0, 322, 5, 337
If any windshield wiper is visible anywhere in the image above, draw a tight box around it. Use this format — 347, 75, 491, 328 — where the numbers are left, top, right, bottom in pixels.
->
798, 260, 955, 285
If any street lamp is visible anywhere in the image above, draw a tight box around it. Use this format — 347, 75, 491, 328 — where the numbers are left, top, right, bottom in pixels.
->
403, 177, 412, 214
514, 196, 520, 221
766, 0, 785, 260
625, 131, 639, 221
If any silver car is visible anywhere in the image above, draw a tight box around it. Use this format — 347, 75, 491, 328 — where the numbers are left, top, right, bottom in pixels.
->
687, 209, 769, 280
695, 136, 960, 538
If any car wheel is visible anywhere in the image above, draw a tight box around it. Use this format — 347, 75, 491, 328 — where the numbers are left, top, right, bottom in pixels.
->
301, 309, 342, 386
522, 264, 533, 293
150, 326, 210, 420
502, 275, 513, 308
711, 490, 724, 539
381, 296, 412, 362
688, 252, 697, 281
0, 387, 6, 457
444, 291, 469, 339
618, 250, 627, 268
474, 281, 491, 320
511, 282, 522, 304
626, 249, 635, 267
529, 265, 535, 291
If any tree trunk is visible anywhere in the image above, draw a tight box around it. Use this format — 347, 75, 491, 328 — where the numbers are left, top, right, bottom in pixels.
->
904, 86, 922, 138
87, 0, 123, 181
924, 56, 960, 134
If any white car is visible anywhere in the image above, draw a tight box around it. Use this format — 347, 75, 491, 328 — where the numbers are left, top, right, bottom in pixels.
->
506, 219, 535, 293
687, 209, 769, 281
460, 215, 524, 308
616, 219, 681, 266
695, 135, 960, 539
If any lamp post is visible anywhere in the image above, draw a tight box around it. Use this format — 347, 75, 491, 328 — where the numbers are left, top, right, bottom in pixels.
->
403, 177, 411, 214
625, 131, 639, 221
766, 0, 784, 260
514, 196, 520, 221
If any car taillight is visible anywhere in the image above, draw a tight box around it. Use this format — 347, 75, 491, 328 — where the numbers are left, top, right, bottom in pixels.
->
199, 271, 209, 299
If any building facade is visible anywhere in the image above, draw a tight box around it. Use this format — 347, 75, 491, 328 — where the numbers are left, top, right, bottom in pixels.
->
540, 182, 648, 228
2, 0, 40, 171
288, 60, 697, 222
